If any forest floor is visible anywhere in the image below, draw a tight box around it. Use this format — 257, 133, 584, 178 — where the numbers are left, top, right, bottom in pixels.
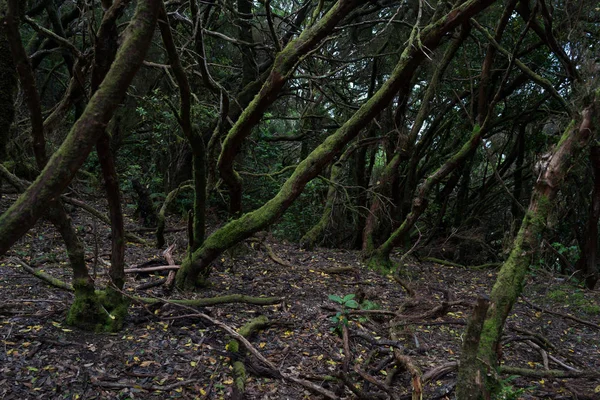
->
1, 191, 599, 400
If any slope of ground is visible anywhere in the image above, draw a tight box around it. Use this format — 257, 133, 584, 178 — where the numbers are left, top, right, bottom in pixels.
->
1, 192, 599, 399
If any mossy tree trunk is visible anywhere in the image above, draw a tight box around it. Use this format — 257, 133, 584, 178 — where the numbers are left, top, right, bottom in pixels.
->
369, 124, 486, 271
0, 0, 160, 332
0, 0, 159, 254
217, 0, 361, 215
465, 102, 597, 398
3, 0, 91, 289
368, 3, 519, 270
361, 25, 468, 254
175, 0, 499, 289
92, 0, 128, 292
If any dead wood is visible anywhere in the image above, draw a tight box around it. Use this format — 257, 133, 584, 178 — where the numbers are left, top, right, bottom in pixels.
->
10, 257, 73, 292
522, 297, 600, 330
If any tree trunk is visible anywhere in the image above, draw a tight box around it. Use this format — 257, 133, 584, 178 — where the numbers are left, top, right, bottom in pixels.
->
175, 0, 500, 289
467, 103, 596, 398
92, 0, 129, 292
217, 0, 361, 215
575, 145, 600, 289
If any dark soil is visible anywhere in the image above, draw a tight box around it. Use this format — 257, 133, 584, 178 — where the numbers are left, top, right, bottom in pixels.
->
1, 192, 599, 399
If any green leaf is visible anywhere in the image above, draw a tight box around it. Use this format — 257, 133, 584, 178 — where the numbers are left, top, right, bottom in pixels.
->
341, 294, 355, 303
328, 294, 343, 303
345, 300, 359, 309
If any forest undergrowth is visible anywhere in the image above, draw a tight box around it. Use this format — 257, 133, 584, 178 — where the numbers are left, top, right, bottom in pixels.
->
1, 193, 599, 400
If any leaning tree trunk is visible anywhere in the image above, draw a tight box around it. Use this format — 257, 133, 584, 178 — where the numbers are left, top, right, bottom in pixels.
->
575, 145, 600, 289
458, 101, 597, 399
3, 0, 95, 321
158, 3, 206, 251
0, 0, 161, 329
217, 0, 361, 215
175, 0, 499, 289
362, 24, 468, 254
0, 0, 159, 277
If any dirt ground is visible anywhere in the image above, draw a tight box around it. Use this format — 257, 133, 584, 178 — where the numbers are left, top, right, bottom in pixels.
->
1, 192, 599, 399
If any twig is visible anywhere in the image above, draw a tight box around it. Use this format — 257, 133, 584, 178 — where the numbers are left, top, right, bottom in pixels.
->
522, 297, 600, 330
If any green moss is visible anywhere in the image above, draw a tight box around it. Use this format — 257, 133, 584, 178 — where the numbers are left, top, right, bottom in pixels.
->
227, 340, 239, 353
547, 289, 567, 302
67, 279, 105, 331
66, 281, 129, 332
232, 361, 246, 390
367, 252, 395, 274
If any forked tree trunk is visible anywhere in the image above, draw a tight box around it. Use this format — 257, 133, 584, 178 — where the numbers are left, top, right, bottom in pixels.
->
459, 101, 596, 399
175, 0, 499, 289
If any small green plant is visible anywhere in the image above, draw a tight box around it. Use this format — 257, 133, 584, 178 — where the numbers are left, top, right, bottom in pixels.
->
328, 294, 359, 335
495, 376, 532, 399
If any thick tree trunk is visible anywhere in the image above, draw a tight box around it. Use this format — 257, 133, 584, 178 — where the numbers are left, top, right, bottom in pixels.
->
175, 0, 499, 289
3, 0, 91, 288
466, 103, 596, 398
575, 145, 600, 289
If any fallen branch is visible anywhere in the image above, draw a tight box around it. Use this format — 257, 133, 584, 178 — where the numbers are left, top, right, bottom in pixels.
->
135, 278, 167, 291
124, 265, 181, 273
137, 294, 282, 307
422, 257, 501, 270
522, 297, 600, 330
10, 257, 73, 292
263, 243, 294, 268
499, 366, 600, 379
165, 311, 338, 399
91, 378, 196, 391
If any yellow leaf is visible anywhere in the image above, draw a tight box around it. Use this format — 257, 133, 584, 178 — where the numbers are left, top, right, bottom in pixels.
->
259, 342, 266, 348
200, 388, 207, 395
223, 378, 234, 385
190, 361, 197, 367
594, 385, 600, 393
140, 361, 155, 367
